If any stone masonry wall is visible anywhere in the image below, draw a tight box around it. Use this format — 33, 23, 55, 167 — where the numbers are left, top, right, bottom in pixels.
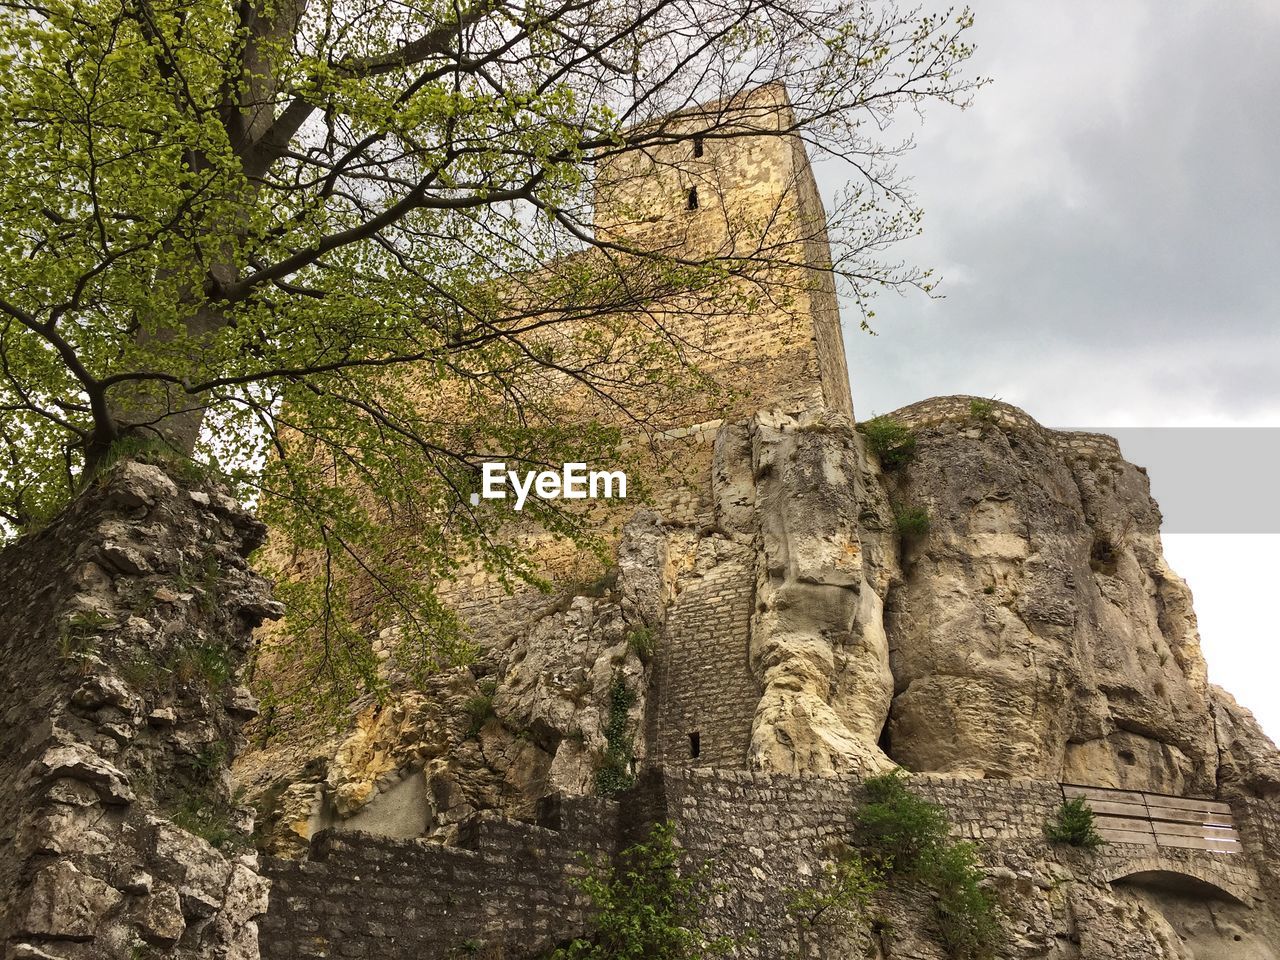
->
260, 796, 620, 960
652, 538, 759, 769
886, 395, 1124, 462
257, 765, 1275, 959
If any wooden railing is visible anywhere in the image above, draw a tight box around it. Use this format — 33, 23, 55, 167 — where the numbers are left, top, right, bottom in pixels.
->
1062, 783, 1240, 854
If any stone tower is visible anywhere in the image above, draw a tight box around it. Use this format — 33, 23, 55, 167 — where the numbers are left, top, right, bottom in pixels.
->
434, 86, 863, 629
593, 83, 855, 426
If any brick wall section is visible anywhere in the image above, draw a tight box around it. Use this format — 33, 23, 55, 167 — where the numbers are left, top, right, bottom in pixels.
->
653, 540, 759, 768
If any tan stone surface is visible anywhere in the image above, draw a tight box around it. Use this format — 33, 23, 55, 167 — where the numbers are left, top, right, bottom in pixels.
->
745, 410, 896, 775
882, 398, 1219, 796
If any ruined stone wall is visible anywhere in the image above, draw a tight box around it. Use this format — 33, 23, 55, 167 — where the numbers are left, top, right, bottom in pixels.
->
260, 796, 619, 960
0, 461, 276, 960
256, 765, 1278, 959
887, 395, 1123, 461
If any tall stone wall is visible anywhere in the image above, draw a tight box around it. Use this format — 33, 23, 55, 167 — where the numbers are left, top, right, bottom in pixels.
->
651, 536, 758, 768
593, 83, 854, 431
0, 461, 276, 960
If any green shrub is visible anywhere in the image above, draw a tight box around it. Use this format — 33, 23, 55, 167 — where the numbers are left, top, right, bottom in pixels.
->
594, 676, 637, 796
929, 842, 1003, 960
859, 416, 917, 469
968, 398, 995, 421
894, 507, 931, 538
548, 821, 747, 959
855, 771, 1004, 959
1045, 797, 1105, 849
625, 626, 655, 661
855, 770, 949, 876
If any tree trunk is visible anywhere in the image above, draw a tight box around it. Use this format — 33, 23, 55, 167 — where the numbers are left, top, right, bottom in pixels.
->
94, 302, 228, 470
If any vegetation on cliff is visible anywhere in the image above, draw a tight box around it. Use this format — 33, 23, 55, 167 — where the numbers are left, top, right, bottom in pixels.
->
0, 0, 982, 709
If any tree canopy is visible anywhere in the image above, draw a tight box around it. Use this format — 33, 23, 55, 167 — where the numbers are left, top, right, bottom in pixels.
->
0, 0, 980, 703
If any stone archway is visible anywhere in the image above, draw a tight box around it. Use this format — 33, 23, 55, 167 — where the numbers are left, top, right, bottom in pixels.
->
1102, 855, 1257, 907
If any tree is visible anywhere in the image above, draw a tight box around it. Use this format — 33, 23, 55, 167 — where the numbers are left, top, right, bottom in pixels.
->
549, 821, 746, 959
0, 0, 981, 704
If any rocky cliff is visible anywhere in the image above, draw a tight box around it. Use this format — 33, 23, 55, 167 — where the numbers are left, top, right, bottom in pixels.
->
0, 461, 276, 960
239, 398, 1279, 846
6, 398, 1278, 959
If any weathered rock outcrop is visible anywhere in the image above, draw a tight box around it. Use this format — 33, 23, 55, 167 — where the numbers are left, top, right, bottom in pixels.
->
241, 512, 662, 850
6, 400, 1279, 959
0, 461, 275, 959
1213, 686, 1280, 802
737, 410, 897, 775
882, 399, 1221, 796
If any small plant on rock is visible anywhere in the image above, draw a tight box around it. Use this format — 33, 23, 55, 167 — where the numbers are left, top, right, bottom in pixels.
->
858, 416, 917, 469
57, 609, 112, 665
625, 626, 655, 661
173, 641, 233, 691
1045, 797, 1105, 849
171, 789, 242, 851
968, 398, 995, 421
894, 507, 931, 539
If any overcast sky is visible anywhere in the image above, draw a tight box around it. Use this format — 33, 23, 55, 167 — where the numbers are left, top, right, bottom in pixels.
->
821, 1, 1280, 739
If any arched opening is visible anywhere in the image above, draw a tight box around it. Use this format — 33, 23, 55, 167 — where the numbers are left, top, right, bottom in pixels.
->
1112, 869, 1248, 907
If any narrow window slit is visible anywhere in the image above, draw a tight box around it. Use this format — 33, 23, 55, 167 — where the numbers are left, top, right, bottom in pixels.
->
686, 186, 699, 210
693, 135, 705, 158
689, 731, 701, 758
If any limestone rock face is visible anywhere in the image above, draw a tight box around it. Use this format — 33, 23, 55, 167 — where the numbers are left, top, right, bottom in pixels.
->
240, 396, 1280, 882
743, 411, 897, 776
0, 460, 274, 959
246, 515, 659, 848
1212, 685, 1280, 801
881, 400, 1217, 795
